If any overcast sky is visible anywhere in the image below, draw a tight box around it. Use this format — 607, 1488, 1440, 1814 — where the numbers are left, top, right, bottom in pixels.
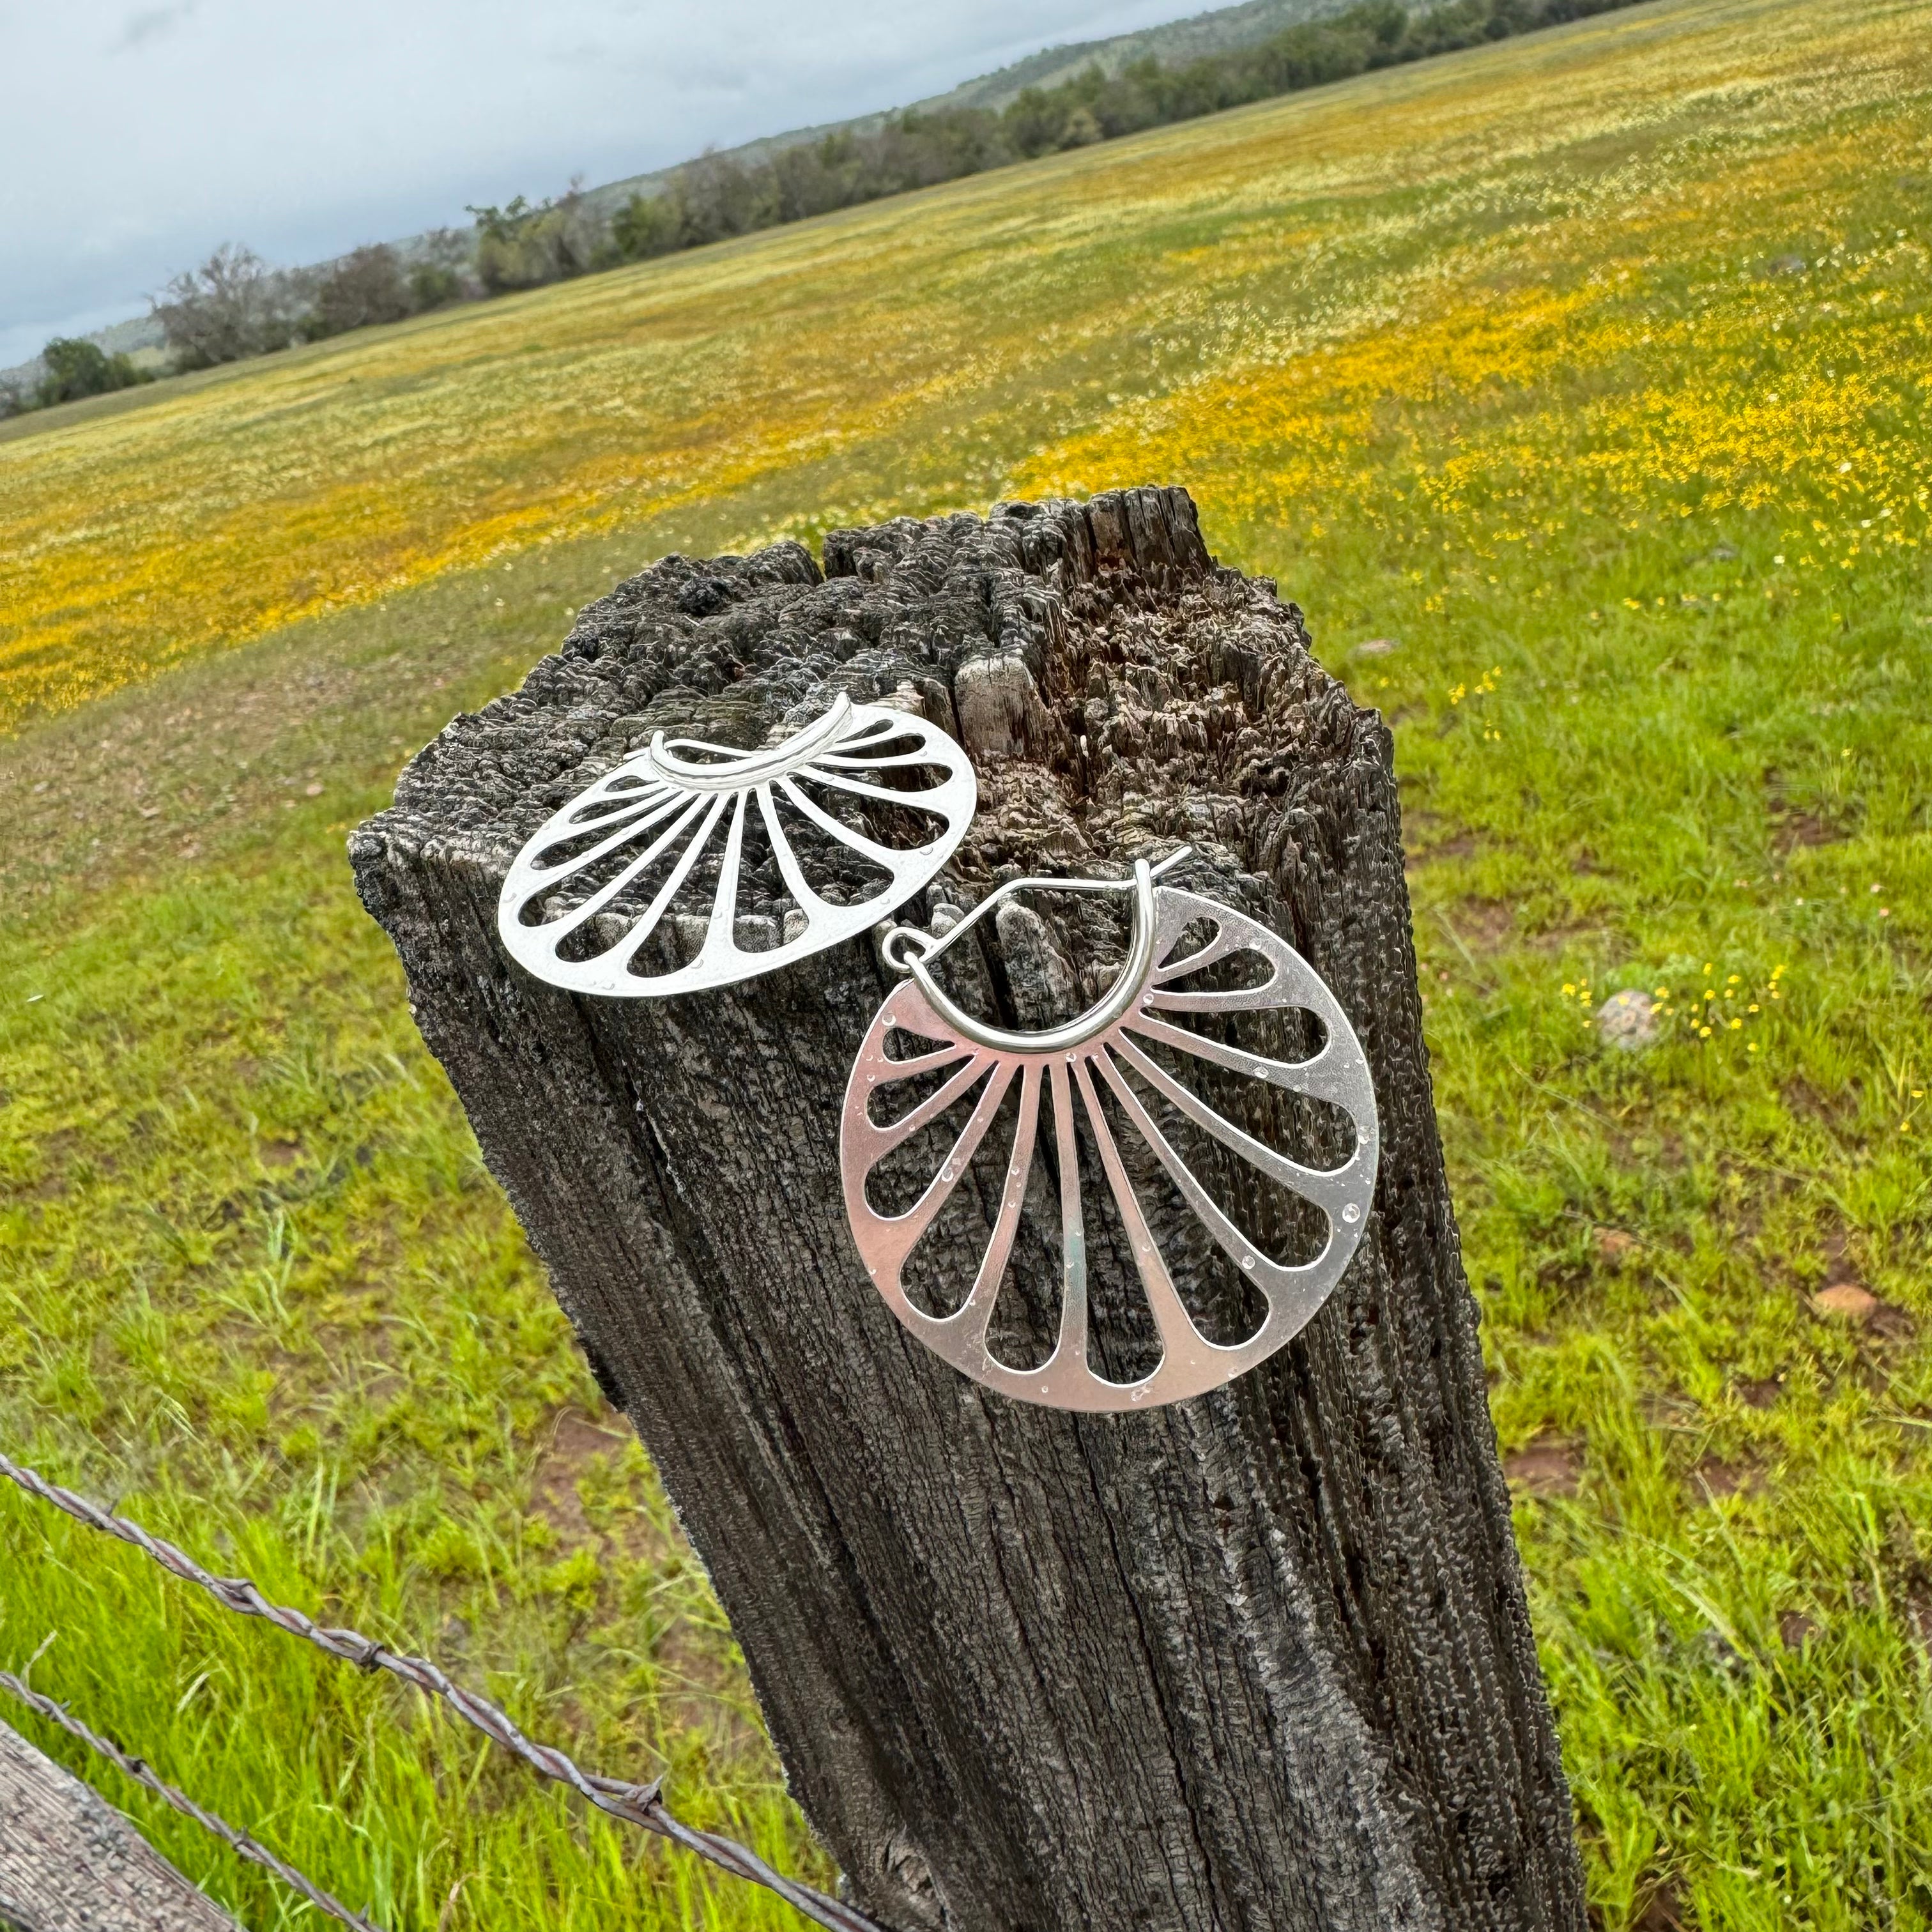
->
0, 0, 1202, 370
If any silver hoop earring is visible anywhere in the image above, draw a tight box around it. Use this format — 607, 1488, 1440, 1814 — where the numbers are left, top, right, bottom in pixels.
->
499, 694, 977, 996
841, 848, 1380, 1411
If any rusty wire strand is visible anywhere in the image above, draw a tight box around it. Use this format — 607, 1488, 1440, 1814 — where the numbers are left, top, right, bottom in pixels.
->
0, 1450, 881, 1932
0, 1669, 384, 1932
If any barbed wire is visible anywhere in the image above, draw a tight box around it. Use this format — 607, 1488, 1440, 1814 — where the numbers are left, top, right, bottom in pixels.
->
0, 1669, 385, 1932
0, 1450, 882, 1932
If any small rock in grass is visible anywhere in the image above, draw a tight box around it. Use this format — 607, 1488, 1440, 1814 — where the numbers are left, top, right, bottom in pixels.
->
1595, 1227, 1640, 1264
1810, 1283, 1912, 1336
1595, 987, 1657, 1050
1353, 638, 1399, 657
1813, 1282, 1878, 1322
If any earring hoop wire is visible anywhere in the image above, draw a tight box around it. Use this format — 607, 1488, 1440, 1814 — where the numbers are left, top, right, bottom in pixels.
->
881, 848, 1193, 1057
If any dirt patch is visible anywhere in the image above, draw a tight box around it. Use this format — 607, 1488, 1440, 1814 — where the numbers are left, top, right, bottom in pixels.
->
1770, 809, 1843, 854
1779, 1611, 1820, 1651
21, 1126, 82, 1197
1906, 1581, 1932, 1652
1636, 1880, 1688, 1929
1505, 1438, 1581, 1497
1736, 1376, 1783, 1410
1405, 828, 1477, 870
530, 1406, 632, 1540
1779, 1080, 1841, 1130
1873, 1303, 1915, 1341
1442, 898, 1514, 951
523, 1407, 757, 1752
1691, 1455, 1763, 1501
527, 1405, 687, 1571
1820, 1222, 1852, 1278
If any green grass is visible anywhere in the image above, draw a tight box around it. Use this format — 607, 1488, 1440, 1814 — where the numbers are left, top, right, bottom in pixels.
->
1392, 548, 1932, 1925
0, 816, 813, 1928
4, 1, 1932, 1926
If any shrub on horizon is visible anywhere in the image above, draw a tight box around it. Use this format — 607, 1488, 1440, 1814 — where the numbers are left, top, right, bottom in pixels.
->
34, 337, 151, 408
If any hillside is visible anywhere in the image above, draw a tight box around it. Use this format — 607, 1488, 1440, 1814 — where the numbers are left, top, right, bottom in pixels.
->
922, 0, 1355, 105
4, 2, 1931, 1928
579, 0, 1352, 213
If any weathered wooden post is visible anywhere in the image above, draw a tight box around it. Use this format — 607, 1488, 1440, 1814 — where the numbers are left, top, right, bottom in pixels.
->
0, 1721, 235, 1932
351, 487, 1584, 1931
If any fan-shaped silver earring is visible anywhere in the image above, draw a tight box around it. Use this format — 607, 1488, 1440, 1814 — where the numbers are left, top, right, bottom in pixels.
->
499, 694, 977, 996
841, 849, 1380, 1411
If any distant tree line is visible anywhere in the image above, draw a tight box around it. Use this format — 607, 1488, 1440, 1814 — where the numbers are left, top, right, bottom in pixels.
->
0, 229, 473, 417
147, 230, 474, 371
1, 0, 1638, 415
601, 0, 1638, 260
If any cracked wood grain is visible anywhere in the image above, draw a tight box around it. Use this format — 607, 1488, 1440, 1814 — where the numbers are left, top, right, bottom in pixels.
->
0, 1722, 235, 1932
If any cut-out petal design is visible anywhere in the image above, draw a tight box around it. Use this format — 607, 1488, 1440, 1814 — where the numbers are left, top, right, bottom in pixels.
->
498, 696, 976, 996
841, 885, 1379, 1411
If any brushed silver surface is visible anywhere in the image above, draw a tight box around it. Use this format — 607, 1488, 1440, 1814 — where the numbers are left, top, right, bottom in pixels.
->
844, 866, 1380, 1411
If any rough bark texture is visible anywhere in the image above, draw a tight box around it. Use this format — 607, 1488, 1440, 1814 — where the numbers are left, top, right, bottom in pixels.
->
0, 1722, 234, 1932
351, 486, 1584, 1932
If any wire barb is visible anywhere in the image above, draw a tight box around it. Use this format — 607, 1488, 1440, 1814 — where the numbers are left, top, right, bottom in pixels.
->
0, 1449, 882, 1932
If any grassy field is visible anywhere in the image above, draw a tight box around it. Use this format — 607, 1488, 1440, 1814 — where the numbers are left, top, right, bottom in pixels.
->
3, 0, 1931, 1925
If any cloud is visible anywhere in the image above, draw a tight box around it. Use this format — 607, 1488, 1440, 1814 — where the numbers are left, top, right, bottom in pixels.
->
3, 0, 1195, 371
116, 3, 195, 51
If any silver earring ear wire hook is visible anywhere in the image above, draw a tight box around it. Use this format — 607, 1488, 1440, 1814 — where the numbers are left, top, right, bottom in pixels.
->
880, 847, 1193, 1057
